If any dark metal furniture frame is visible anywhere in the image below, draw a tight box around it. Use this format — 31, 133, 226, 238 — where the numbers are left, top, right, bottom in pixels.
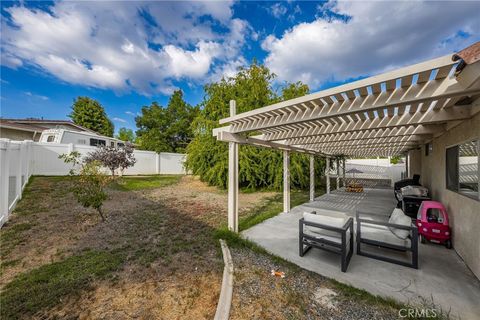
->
356, 211, 418, 269
299, 217, 354, 272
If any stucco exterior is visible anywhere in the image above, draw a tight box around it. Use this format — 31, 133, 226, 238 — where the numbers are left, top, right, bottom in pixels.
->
408, 112, 480, 279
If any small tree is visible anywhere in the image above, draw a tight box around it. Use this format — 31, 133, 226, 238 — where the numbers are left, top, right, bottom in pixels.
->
59, 153, 110, 221
73, 161, 109, 221
85, 144, 136, 176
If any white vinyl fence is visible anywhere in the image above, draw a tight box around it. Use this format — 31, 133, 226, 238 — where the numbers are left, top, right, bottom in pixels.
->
345, 158, 406, 187
0, 139, 186, 227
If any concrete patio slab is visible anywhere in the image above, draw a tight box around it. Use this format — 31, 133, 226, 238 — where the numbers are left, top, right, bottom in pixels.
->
242, 188, 480, 320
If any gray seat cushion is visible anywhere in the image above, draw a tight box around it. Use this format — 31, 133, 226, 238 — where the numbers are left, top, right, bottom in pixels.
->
361, 224, 411, 248
303, 212, 351, 244
388, 208, 412, 239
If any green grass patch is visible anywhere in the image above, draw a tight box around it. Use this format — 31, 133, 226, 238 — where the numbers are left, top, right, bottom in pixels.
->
110, 175, 182, 191
0, 222, 35, 259
239, 190, 312, 232
0, 250, 123, 320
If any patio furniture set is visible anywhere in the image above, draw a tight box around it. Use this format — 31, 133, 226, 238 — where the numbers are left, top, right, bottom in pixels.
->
299, 176, 452, 272
299, 207, 418, 272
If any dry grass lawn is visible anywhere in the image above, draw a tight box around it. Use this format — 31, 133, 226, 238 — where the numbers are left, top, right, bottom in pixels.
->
0, 175, 422, 320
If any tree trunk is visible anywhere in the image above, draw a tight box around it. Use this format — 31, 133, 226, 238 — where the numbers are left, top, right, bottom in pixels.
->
97, 207, 106, 221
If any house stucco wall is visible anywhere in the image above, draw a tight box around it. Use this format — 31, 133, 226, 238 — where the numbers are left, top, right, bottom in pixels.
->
408, 148, 422, 177
411, 112, 480, 279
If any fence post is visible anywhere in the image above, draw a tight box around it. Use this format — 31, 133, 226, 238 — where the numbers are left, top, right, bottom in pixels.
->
156, 153, 161, 174
16, 142, 24, 200
0, 139, 11, 225
68, 143, 74, 154
25, 140, 32, 178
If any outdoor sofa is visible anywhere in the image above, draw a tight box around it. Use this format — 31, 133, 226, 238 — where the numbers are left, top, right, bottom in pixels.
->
356, 208, 418, 269
299, 209, 354, 272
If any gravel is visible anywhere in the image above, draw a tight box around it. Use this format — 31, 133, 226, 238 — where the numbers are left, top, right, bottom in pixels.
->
229, 248, 400, 320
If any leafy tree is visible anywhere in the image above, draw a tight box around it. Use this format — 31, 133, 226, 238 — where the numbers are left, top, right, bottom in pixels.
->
69, 97, 114, 137
59, 153, 110, 221
116, 127, 135, 142
135, 90, 198, 153
85, 144, 136, 176
185, 62, 325, 190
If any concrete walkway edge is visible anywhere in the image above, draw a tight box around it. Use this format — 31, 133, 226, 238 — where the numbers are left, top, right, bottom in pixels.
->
214, 239, 234, 320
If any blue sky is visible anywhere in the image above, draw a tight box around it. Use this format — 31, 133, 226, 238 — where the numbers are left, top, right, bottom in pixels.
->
1, 1, 479, 134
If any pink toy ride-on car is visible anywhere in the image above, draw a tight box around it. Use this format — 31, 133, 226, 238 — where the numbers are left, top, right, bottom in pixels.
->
416, 201, 452, 249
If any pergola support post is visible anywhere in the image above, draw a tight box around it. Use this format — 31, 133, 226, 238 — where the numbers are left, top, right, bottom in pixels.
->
309, 155, 315, 202
326, 157, 330, 195
342, 159, 346, 187
227, 100, 238, 232
283, 150, 290, 213
336, 158, 340, 190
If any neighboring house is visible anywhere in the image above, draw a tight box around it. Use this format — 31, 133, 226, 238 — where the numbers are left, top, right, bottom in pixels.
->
39, 128, 124, 148
0, 118, 96, 141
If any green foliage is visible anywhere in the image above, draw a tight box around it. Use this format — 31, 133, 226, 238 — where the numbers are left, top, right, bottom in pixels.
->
60, 153, 110, 221
0, 250, 123, 319
116, 127, 135, 142
73, 161, 110, 220
69, 96, 114, 137
136, 90, 199, 153
390, 156, 402, 164
185, 63, 325, 190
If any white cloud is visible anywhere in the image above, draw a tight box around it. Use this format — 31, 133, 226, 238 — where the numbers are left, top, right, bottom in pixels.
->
24, 91, 49, 100
113, 117, 127, 123
263, 1, 480, 89
1, 1, 250, 95
125, 111, 140, 117
270, 3, 288, 19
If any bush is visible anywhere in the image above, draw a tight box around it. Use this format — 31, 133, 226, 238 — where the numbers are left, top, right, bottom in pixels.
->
85, 144, 136, 176
60, 153, 111, 221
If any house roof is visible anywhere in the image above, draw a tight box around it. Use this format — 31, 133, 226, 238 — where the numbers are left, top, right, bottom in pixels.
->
0, 118, 96, 133
0, 119, 46, 132
214, 41, 480, 157
453, 41, 480, 65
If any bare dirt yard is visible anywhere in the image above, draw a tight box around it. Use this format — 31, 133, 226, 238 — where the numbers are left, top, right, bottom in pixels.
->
0, 175, 412, 320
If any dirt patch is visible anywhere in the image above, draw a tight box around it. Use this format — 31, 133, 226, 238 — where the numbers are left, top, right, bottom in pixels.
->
48, 271, 220, 320
147, 176, 277, 227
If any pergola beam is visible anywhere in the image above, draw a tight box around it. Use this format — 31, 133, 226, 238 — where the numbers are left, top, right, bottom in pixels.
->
227, 73, 479, 135
220, 54, 455, 125
263, 106, 470, 141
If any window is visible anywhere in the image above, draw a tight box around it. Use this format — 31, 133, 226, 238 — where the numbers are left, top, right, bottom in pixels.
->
446, 140, 479, 200
77, 139, 86, 144
111, 141, 115, 147
90, 138, 106, 146
47, 135, 55, 142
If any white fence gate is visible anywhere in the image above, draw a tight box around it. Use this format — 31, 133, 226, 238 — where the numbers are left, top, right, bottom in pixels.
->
0, 139, 186, 227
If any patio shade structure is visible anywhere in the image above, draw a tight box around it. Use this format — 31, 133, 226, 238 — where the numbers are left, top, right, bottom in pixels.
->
213, 42, 480, 232
346, 168, 363, 179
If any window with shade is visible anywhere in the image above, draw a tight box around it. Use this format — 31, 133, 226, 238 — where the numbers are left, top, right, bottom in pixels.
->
446, 140, 479, 200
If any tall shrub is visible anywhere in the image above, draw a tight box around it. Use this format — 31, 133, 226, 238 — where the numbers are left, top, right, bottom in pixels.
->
185, 63, 325, 190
